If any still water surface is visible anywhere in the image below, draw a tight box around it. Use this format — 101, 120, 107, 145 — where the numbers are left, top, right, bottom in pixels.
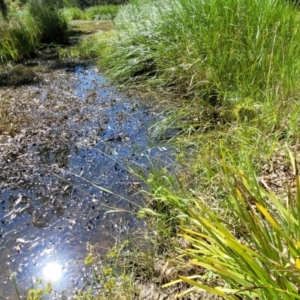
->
0, 62, 170, 298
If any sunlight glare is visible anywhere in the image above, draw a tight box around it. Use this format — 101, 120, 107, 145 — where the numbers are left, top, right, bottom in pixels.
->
43, 262, 62, 282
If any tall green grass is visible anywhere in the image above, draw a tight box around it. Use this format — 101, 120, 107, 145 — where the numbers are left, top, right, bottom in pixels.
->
85, 4, 120, 19
28, 0, 69, 44
103, 0, 300, 186
0, 1, 70, 62
100, 0, 300, 298
0, 13, 39, 61
153, 150, 300, 300
108, 0, 300, 98
61, 5, 121, 20
104, 0, 300, 132
60, 6, 87, 20
136, 147, 300, 299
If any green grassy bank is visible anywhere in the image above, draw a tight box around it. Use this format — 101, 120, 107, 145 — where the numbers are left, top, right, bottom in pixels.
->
0, 0, 126, 63
93, 0, 300, 298
0, 0, 69, 62
61, 4, 121, 21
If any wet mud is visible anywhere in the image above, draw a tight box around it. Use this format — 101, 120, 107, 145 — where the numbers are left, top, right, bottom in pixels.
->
0, 57, 171, 298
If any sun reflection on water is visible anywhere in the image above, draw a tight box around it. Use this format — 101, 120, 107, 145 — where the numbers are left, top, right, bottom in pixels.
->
42, 262, 62, 282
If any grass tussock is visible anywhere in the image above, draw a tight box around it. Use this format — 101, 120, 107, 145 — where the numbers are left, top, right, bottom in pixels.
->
28, 0, 69, 44
141, 151, 300, 299
0, 14, 39, 62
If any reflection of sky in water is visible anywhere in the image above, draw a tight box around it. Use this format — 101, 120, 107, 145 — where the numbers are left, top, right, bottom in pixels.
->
0, 64, 174, 298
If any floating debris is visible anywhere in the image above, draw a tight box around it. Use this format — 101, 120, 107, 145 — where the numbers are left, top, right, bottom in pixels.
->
0, 60, 173, 297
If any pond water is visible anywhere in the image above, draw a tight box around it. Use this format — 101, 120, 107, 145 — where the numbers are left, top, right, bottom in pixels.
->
0, 60, 171, 298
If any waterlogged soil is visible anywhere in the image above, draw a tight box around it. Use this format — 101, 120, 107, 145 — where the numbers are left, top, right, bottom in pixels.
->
0, 57, 171, 298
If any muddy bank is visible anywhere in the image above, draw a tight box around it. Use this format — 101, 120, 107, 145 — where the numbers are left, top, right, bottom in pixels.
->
0, 58, 172, 298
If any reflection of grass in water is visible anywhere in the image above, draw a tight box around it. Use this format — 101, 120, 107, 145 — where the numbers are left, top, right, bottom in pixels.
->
11, 275, 21, 300
71, 152, 182, 298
